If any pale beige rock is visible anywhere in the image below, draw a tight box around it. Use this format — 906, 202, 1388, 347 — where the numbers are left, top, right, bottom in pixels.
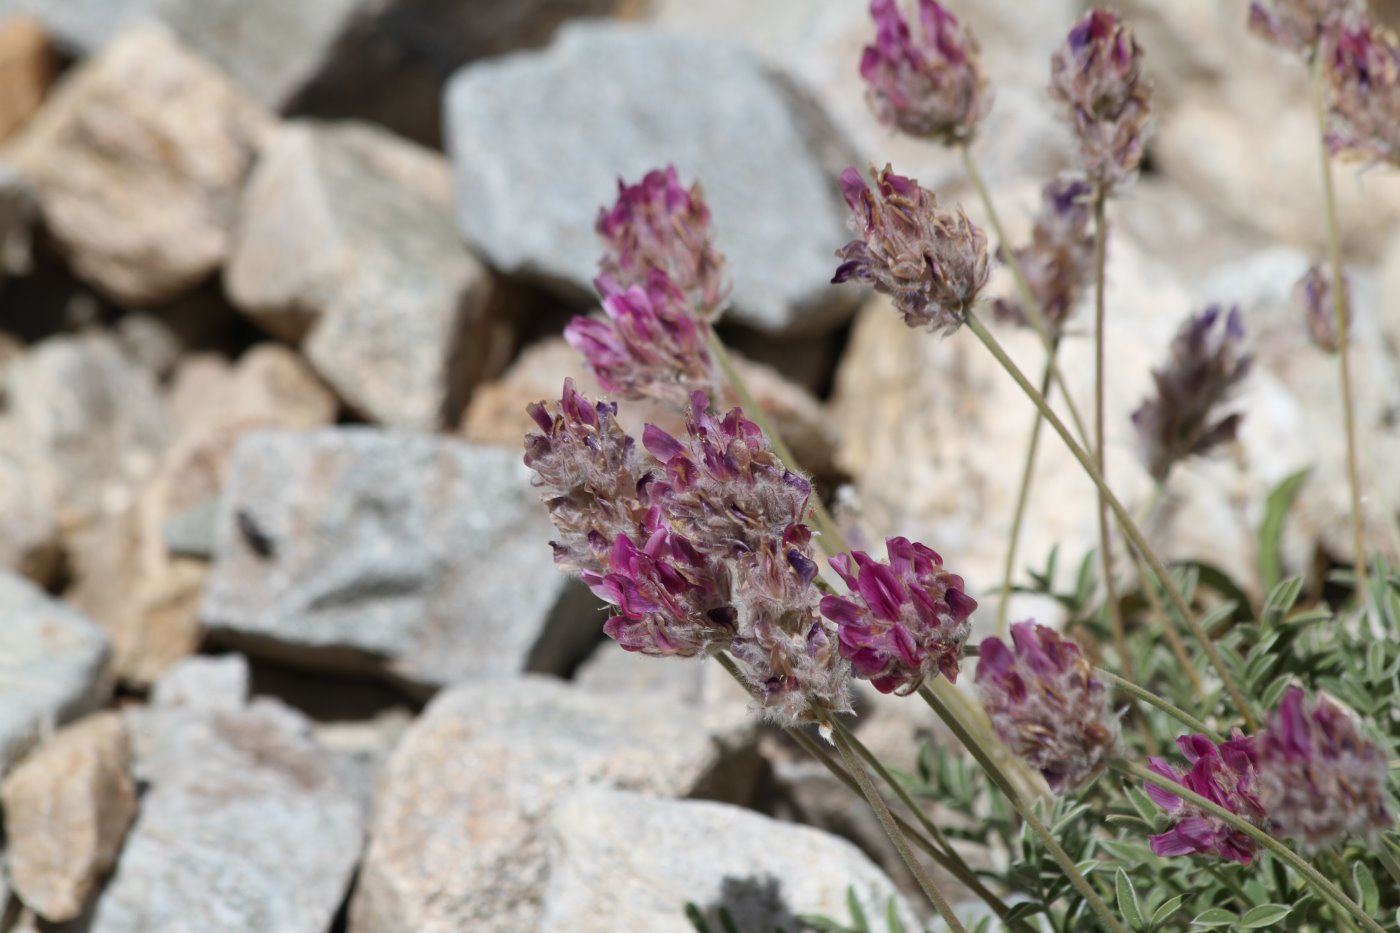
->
0, 18, 54, 145
349, 677, 757, 933
4, 25, 273, 305
1, 712, 135, 922
67, 344, 336, 685
226, 121, 505, 429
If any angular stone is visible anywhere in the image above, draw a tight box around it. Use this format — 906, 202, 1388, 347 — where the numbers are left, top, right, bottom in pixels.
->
1, 712, 136, 922
149, 653, 250, 712
201, 429, 599, 693
445, 21, 860, 335
0, 1, 153, 55
64, 344, 332, 686
0, 18, 54, 145
0, 162, 38, 280
226, 121, 505, 429
541, 787, 920, 932
5, 26, 274, 305
90, 699, 364, 933
0, 574, 111, 777
349, 677, 758, 933
573, 641, 754, 737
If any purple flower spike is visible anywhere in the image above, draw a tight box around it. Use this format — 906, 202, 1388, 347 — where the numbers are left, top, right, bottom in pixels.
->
992, 174, 1095, 335
1249, 0, 1359, 56
974, 622, 1120, 794
524, 379, 655, 574
596, 165, 729, 318
819, 536, 975, 695
1255, 687, 1394, 852
1145, 731, 1268, 866
1131, 305, 1253, 483
1049, 9, 1152, 191
565, 268, 719, 409
1324, 19, 1400, 168
1293, 264, 1347, 353
860, 0, 992, 145
834, 164, 989, 334
643, 392, 813, 559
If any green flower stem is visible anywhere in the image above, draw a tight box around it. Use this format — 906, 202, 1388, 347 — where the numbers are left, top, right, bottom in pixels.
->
1116, 760, 1385, 933
1090, 189, 1132, 689
964, 311, 1260, 732
919, 684, 1130, 933
707, 330, 848, 555
960, 143, 1091, 450
1374, 842, 1400, 889
1094, 668, 1221, 743
996, 345, 1057, 636
831, 722, 968, 932
1311, 53, 1370, 602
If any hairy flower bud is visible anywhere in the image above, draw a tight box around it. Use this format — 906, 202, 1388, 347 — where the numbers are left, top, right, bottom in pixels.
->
819, 536, 976, 695
1145, 732, 1268, 866
1248, 0, 1359, 54
1132, 305, 1252, 483
596, 165, 728, 318
991, 175, 1095, 335
1324, 19, 1400, 167
1049, 10, 1152, 191
1255, 687, 1394, 852
833, 164, 989, 333
524, 378, 655, 573
643, 392, 813, 558
859, 0, 992, 145
1293, 264, 1346, 353
975, 622, 1120, 794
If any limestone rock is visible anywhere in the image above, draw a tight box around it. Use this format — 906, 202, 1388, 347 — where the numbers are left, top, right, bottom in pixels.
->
0, 0, 153, 55
149, 653, 250, 712
1, 712, 135, 922
445, 21, 861, 335
349, 677, 758, 933
0, 574, 111, 777
0, 18, 54, 145
201, 429, 599, 693
573, 641, 754, 738
67, 344, 333, 685
4, 26, 273, 305
226, 121, 505, 429
90, 699, 364, 933
541, 787, 921, 932
0, 163, 37, 279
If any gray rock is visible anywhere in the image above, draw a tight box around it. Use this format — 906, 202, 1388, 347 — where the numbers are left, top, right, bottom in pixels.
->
91, 699, 364, 933
149, 654, 249, 712
573, 641, 754, 738
200, 429, 600, 693
541, 787, 921, 932
1, 712, 136, 923
0, 574, 112, 777
226, 121, 504, 429
0, 163, 37, 279
0, 0, 154, 54
445, 22, 860, 335
349, 676, 758, 933
113, 314, 182, 380
4, 26, 274, 306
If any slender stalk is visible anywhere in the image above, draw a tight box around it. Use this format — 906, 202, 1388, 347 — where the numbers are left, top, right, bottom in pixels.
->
1118, 760, 1384, 933
964, 311, 1260, 731
1375, 843, 1400, 889
959, 144, 1091, 449
1311, 54, 1369, 601
919, 685, 1129, 933
1125, 536, 1206, 697
997, 348, 1056, 635
1090, 190, 1132, 687
1094, 668, 1221, 743
831, 724, 967, 931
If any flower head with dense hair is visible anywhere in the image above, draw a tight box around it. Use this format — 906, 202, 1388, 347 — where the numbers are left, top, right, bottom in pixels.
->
975, 622, 1120, 794
1293, 264, 1346, 353
1324, 19, 1400, 167
1132, 305, 1252, 482
524, 378, 654, 574
992, 175, 1095, 335
1255, 687, 1394, 852
596, 165, 728, 318
859, 0, 991, 144
819, 536, 976, 695
833, 164, 989, 333
564, 270, 718, 409
1249, 0, 1359, 56
1049, 9, 1152, 190
1145, 732, 1268, 866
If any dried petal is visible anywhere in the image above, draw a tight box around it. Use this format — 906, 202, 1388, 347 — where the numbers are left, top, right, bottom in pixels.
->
991, 175, 1095, 335
1324, 18, 1400, 167
1249, 0, 1360, 55
1293, 263, 1347, 353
